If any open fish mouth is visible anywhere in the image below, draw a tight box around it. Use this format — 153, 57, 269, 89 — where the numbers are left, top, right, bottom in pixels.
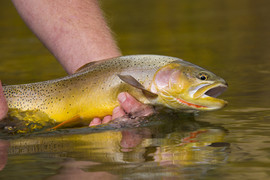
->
204, 84, 227, 98
177, 82, 229, 110
172, 83, 228, 110
191, 82, 228, 99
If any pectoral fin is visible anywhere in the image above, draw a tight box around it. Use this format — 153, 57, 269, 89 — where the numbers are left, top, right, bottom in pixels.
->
49, 115, 82, 130
117, 74, 158, 98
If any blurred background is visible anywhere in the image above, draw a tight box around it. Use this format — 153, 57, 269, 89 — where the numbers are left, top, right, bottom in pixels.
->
0, 0, 270, 179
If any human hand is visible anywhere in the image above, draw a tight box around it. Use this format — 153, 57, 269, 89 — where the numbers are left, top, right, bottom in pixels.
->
0, 81, 8, 120
0, 140, 9, 171
89, 92, 155, 126
120, 128, 151, 152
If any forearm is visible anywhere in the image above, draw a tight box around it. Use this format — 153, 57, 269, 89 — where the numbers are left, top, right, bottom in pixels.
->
0, 82, 8, 120
12, 0, 121, 74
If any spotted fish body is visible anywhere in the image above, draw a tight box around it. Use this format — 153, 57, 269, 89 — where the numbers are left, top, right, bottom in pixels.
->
3, 55, 228, 126
4, 55, 169, 124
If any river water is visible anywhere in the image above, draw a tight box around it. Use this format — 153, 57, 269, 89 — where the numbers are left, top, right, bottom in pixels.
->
0, 0, 270, 179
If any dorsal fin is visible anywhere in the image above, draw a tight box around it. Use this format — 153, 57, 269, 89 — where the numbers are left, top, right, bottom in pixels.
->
75, 61, 98, 73
117, 74, 158, 99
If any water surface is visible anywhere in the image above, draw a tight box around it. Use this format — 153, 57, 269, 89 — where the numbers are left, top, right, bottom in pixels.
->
0, 0, 270, 179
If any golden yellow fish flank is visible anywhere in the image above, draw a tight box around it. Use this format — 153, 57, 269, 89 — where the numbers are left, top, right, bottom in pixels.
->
3, 55, 228, 128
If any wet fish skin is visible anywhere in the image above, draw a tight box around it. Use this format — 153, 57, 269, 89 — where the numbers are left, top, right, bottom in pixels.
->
3, 55, 227, 126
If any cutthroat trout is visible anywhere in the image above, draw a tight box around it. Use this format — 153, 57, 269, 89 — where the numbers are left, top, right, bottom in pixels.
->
3, 55, 227, 128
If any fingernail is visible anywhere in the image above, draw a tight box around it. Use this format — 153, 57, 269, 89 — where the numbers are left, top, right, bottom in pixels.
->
118, 92, 127, 103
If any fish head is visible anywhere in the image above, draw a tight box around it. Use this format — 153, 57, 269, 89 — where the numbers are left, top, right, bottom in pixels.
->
151, 61, 228, 111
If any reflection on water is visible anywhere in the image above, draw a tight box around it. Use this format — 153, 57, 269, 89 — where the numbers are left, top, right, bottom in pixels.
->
0, 0, 270, 179
1, 113, 230, 179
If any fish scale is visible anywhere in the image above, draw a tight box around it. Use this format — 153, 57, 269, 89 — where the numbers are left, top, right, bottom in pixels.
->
3, 55, 227, 128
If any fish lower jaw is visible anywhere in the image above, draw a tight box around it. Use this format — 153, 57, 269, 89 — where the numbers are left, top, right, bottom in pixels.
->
176, 98, 207, 109
175, 96, 227, 111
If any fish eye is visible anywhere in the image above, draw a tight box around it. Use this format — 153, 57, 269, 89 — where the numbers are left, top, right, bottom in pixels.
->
198, 73, 209, 81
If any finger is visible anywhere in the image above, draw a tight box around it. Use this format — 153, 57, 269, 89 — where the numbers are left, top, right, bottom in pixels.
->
118, 92, 143, 114
112, 106, 125, 120
102, 115, 112, 124
0, 140, 9, 171
89, 117, 102, 127
118, 92, 155, 116
135, 105, 154, 117
120, 129, 143, 152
